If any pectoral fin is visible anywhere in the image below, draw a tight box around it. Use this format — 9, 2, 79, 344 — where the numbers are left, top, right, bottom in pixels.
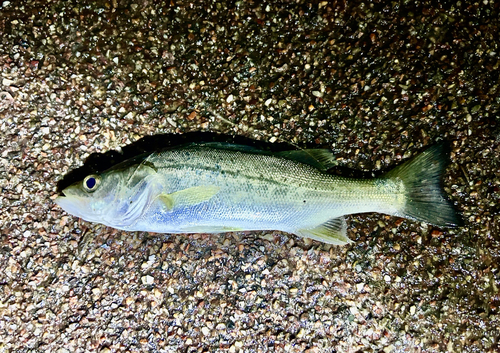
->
159, 185, 220, 211
158, 193, 175, 210
295, 217, 352, 245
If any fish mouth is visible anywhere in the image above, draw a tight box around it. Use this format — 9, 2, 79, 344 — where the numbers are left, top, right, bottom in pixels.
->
55, 186, 78, 201
54, 190, 84, 218
54, 189, 70, 205
54, 193, 72, 209
54, 188, 104, 224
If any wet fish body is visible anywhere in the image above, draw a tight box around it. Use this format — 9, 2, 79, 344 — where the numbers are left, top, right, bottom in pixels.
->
55, 143, 461, 244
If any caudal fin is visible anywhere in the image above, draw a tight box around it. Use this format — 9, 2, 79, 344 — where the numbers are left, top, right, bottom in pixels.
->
384, 143, 462, 227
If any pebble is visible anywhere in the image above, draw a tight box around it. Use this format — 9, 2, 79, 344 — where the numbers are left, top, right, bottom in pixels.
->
141, 275, 154, 285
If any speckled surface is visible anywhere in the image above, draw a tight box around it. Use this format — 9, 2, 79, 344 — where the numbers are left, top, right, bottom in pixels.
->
0, 0, 499, 352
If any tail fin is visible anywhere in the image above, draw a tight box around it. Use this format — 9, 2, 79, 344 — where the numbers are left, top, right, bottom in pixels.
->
384, 143, 462, 227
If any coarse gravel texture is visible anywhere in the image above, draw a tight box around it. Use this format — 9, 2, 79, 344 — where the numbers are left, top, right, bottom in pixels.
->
0, 0, 499, 352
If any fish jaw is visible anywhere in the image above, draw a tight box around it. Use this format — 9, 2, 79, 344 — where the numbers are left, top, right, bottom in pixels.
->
54, 187, 102, 223
55, 194, 86, 220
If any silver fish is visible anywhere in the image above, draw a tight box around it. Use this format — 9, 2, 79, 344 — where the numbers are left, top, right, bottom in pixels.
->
55, 143, 461, 244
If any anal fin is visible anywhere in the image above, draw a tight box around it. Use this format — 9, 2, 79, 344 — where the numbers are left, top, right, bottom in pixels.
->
295, 217, 352, 245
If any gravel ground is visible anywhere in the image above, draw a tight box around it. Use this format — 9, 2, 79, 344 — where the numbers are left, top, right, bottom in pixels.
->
1, 0, 499, 352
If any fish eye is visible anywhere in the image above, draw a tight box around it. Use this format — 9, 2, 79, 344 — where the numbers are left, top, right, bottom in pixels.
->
83, 175, 101, 192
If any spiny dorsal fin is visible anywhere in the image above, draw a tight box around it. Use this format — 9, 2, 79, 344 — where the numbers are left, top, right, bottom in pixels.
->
182, 142, 337, 171
186, 142, 262, 153
158, 185, 220, 211
277, 149, 337, 171
295, 217, 352, 245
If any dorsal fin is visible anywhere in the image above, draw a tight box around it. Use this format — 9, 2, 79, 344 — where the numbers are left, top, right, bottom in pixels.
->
277, 149, 337, 171
178, 142, 337, 171
188, 142, 262, 153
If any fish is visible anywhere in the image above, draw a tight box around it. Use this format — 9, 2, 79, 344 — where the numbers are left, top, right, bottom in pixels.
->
55, 142, 461, 245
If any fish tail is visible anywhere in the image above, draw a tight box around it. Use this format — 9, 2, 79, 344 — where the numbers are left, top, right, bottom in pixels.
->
384, 143, 463, 227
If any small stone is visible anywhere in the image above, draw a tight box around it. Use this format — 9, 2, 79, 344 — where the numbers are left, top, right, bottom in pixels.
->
431, 229, 443, 237
167, 117, 177, 127
216, 323, 226, 330
2, 78, 15, 86
383, 345, 395, 353
141, 275, 154, 285
125, 297, 134, 306
187, 111, 197, 120
201, 326, 210, 336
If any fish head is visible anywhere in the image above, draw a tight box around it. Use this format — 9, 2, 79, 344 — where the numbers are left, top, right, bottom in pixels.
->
55, 158, 159, 229
55, 170, 126, 225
